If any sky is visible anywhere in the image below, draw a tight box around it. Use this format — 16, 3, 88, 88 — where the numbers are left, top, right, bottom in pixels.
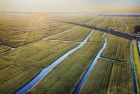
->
0, 0, 140, 13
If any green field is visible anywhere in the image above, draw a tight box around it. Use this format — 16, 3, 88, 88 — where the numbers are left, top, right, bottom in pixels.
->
0, 13, 140, 94
132, 40, 140, 92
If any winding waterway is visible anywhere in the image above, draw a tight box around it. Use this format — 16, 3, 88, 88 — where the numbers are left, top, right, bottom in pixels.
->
72, 33, 107, 94
15, 30, 94, 94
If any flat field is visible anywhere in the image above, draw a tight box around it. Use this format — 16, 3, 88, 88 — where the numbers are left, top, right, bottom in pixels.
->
0, 13, 140, 94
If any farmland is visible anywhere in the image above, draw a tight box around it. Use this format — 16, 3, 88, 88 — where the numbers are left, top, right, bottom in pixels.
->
0, 13, 140, 94
132, 40, 140, 92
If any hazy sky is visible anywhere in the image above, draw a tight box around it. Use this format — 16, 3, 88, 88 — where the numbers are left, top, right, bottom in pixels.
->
0, 0, 140, 12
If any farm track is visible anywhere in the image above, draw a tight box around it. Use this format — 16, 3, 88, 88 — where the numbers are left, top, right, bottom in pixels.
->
0, 26, 76, 55
50, 40, 82, 44
15, 29, 94, 94
42, 26, 79, 41
58, 20, 140, 40
100, 57, 125, 63
0, 19, 96, 55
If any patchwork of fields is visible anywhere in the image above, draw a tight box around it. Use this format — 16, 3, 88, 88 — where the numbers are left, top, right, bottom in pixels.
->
0, 13, 140, 94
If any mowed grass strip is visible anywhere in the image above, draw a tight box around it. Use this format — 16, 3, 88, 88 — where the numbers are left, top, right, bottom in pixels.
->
45, 24, 74, 35
49, 26, 92, 42
80, 59, 113, 94
28, 32, 104, 94
132, 40, 140, 92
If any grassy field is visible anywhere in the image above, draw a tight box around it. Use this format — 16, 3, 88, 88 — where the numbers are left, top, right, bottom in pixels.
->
132, 40, 140, 92
49, 26, 91, 42
0, 45, 11, 53
80, 59, 113, 94
28, 31, 104, 94
103, 35, 133, 94
0, 14, 75, 47
0, 40, 78, 93
79, 34, 133, 94
0, 13, 140, 94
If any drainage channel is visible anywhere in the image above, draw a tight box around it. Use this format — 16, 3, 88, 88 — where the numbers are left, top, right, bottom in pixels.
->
15, 30, 94, 94
72, 33, 107, 94
130, 41, 138, 94
138, 40, 140, 54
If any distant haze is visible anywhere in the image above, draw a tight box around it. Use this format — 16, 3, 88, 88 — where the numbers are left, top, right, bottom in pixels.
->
0, 0, 140, 13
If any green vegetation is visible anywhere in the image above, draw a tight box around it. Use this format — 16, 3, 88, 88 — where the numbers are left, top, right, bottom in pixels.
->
49, 26, 91, 42
132, 40, 140, 92
0, 15, 75, 47
0, 40, 77, 94
52, 15, 95, 23
29, 31, 104, 94
104, 35, 133, 94
0, 45, 11, 53
107, 61, 133, 94
80, 59, 113, 94
0, 15, 102, 94
80, 34, 133, 94
0, 14, 139, 94
101, 34, 130, 61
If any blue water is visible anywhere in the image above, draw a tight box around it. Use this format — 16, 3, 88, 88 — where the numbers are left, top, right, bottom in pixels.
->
15, 30, 94, 94
138, 41, 140, 54
72, 34, 107, 94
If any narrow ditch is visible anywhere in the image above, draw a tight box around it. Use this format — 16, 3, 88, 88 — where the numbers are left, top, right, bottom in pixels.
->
138, 40, 140, 54
130, 41, 138, 94
15, 30, 94, 94
72, 33, 107, 94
